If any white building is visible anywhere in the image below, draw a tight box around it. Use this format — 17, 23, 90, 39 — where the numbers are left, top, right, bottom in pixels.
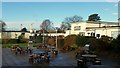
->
70, 21, 120, 38
1, 21, 120, 39
2, 31, 30, 39
0, 32, 1, 39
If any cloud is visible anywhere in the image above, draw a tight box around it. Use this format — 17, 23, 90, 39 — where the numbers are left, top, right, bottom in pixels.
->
112, 12, 118, 15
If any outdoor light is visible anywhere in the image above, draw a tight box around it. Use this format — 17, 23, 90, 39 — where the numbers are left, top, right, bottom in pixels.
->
56, 29, 57, 50
43, 30, 45, 45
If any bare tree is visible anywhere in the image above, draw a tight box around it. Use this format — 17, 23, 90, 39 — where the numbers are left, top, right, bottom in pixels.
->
61, 15, 83, 30
0, 20, 6, 31
40, 19, 54, 31
69, 15, 83, 23
63, 15, 83, 23
60, 22, 70, 30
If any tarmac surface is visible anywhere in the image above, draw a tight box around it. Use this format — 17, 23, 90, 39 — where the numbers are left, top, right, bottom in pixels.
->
2, 48, 120, 68
2, 48, 77, 66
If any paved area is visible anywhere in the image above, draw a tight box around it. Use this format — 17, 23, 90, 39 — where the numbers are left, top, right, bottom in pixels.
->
2, 48, 77, 66
2, 48, 120, 68
0, 44, 2, 68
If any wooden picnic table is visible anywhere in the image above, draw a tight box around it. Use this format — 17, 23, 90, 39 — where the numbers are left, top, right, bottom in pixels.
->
81, 54, 97, 58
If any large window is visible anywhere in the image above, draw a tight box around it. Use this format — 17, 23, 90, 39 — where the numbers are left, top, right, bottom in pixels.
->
74, 26, 81, 31
91, 32, 95, 37
79, 32, 85, 36
7, 32, 11, 38
96, 34, 100, 38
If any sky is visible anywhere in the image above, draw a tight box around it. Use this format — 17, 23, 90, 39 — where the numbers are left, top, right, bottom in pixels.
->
1, 0, 120, 2
1, 1, 119, 30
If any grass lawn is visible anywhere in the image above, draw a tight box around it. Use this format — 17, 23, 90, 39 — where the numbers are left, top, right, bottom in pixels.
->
2, 43, 28, 48
2, 43, 43, 48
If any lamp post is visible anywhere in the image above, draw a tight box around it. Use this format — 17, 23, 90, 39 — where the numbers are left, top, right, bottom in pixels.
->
29, 23, 34, 43
105, 27, 107, 36
118, 22, 120, 36
56, 29, 57, 50
43, 30, 45, 46
29, 29, 33, 48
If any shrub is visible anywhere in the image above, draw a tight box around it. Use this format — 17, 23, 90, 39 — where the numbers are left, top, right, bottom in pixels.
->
8, 39, 17, 44
64, 34, 76, 47
2, 38, 28, 44
57, 36, 64, 48
88, 38, 112, 52
2, 39, 10, 44
76, 35, 89, 47
48, 38, 55, 46
87, 38, 97, 51
111, 34, 120, 52
33, 44, 38, 47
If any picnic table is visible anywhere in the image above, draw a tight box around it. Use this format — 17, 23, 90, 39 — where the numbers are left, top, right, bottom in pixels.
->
29, 50, 50, 63
81, 54, 97, 58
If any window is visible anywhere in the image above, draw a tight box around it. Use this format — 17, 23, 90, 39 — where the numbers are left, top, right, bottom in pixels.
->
15, 34, 18, 39
79, 32, 85, 36
96, 34, 100, 38
7, 32, 11, 38
21, 33, 25, 38
74, 26, 81, 31
91, 32, 95, 37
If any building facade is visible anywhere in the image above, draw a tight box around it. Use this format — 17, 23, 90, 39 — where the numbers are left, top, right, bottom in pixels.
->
1, 21, 120, 39
2, 31, 30, 39
70, 21, 119, 38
